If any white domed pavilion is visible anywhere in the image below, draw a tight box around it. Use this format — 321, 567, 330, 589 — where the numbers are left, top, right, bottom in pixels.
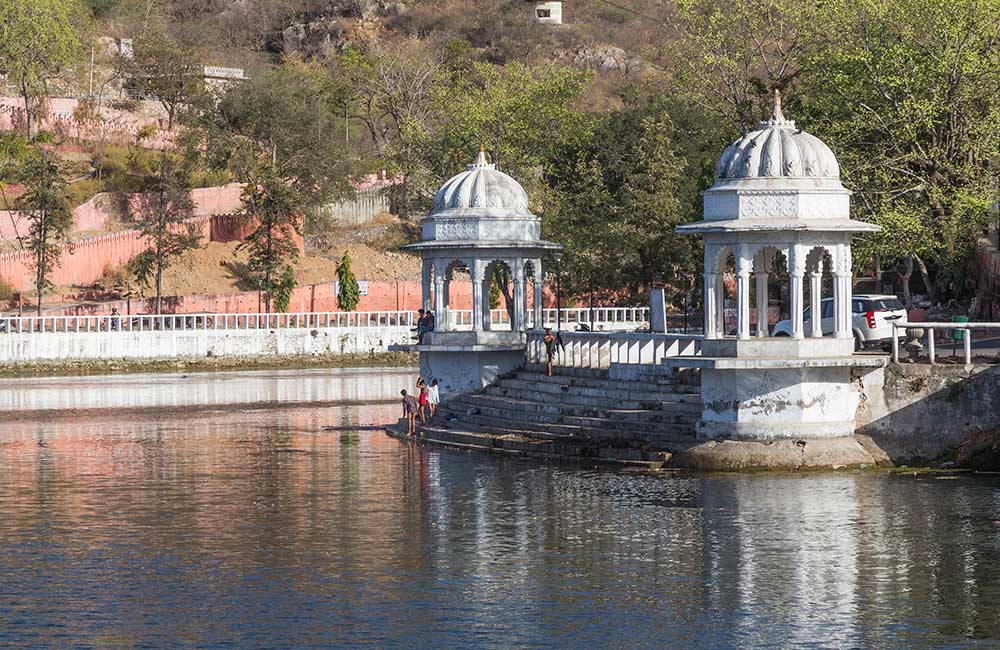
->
668, 91, 886, 444
397, 149, 562, 394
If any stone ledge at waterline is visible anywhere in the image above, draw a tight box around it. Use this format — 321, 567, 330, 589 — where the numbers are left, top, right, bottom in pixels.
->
0, 326, 413, 365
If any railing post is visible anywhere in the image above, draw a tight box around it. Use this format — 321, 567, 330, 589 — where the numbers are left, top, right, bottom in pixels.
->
964, 326, 972, 365
928, 328, 936, 365
891, 324, 899, 363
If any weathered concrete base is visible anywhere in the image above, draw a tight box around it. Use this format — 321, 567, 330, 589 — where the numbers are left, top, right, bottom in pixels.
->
673, 435, 889, 471
694, 364, 868, 439
417, 348, 525, 397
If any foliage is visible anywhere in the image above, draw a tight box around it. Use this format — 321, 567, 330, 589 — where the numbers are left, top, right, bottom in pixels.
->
797, 0, 1000, 301
237, 170, 304, 313
13, 149, 73, 314
336, 251, 360, 311
117, 34, 204, 130
0, 0, 85, 139
190, 63, 352, 311
0, 275, 15, 304
545, 91, 718, 302
489, 275, 501, 310
273, 265, 296, 313
127, 156, 202, 314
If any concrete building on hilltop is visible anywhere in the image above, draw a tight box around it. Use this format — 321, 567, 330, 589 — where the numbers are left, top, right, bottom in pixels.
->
527, 1, 564, 24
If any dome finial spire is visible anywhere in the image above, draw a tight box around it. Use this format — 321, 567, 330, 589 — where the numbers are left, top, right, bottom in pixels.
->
773, 88, 786, 123
476, 146, 488, 167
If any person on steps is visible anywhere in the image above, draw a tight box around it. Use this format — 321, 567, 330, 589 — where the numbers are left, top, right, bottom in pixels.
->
544, 327, 556, 377
416, 377, 429, 425
401, 389, 419, 436
427, 379, 440, 419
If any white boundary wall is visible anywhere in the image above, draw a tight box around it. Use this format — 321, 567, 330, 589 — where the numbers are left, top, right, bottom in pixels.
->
0, 326, 413, 364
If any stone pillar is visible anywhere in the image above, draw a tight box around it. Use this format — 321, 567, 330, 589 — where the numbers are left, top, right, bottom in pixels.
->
434, 274, 446, 332
755, 272, 769, 337
705, 272, 719, 339
737, 261, 751, 340
790, 273, 804, 339
512, 277, 525, 331
532, 259, 544, 329
421, 259, 433, 312
834, 272, 850, 339
809, 271, 823, 338
471, 260, 484, 333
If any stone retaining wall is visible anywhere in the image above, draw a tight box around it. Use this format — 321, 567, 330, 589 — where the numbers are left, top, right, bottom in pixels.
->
856, 363, 1000, 462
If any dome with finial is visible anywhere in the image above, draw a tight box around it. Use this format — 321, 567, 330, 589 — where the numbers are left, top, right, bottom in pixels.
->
419, 149, 545, 244
714, 90, 840, 182
431, 149, 531, 216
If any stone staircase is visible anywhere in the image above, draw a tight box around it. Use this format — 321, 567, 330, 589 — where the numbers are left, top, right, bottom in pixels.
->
412, 364, 702, 467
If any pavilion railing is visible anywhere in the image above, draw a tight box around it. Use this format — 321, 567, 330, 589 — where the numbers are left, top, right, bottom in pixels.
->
891, 321, 1000, 365
526, 330, 702, 370
0, 308, 649, 336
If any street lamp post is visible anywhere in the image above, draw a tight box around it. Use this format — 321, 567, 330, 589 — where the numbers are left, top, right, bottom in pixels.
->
553, 252, 563, 332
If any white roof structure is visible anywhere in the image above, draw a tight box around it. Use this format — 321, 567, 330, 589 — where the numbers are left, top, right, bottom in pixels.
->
406, 149, 561, 252
680, 91, 878, 234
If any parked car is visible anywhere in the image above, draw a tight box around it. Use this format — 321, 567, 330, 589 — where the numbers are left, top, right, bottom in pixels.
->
771, 293, 908, 350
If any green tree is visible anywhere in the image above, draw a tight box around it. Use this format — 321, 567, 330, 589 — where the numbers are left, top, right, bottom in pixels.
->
238, 170, 304, 313
14, 150, 72, 314
192, 63, 353, 311
118, 34, 203, 131
545, 91, 715, 302
798, 0, 1000, 301
273, 265, 296, 313
336, 251, 360, 311
0, 0, 85, 139
127, 156, 202, 314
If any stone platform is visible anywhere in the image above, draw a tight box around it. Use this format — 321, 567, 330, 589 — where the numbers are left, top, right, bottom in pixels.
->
386, 365, 892, 471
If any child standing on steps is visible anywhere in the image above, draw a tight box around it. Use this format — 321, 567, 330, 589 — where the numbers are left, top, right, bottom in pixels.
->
401, 390, 419, 436
416, 377, 429, 425
427, 379, 440, 419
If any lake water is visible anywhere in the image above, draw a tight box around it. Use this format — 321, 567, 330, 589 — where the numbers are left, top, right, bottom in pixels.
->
1, 367, 999, 649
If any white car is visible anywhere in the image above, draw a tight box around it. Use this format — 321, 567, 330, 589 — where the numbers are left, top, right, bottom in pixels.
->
772, 293, 908, 350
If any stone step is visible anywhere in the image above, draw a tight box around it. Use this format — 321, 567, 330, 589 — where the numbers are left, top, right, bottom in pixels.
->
414, 424, 673, 467
439, 413, 696, 446
481, 386, 702, 413
513, 370, 701, 394
521, 364, 610, 379
491, 379, 698, 404
441, 400, 697, 436
450, 392, 701, 420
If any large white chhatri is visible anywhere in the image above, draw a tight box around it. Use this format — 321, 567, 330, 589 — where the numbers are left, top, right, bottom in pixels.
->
394, 150, 561, 395
669, 92, 884, 440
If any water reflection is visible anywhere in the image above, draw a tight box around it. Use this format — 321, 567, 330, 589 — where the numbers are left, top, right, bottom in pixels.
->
1, 369, 999, 648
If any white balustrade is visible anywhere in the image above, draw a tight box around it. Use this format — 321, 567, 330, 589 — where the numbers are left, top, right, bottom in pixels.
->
526, 330, 702, 370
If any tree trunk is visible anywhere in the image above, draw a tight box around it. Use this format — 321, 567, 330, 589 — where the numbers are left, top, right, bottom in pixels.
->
874, 254, 882, 293
21, 84, 32, 140
155, 258, 163, 315
901, 256, 914, 308
493, 267, 515, 323
913, 253, 935, 303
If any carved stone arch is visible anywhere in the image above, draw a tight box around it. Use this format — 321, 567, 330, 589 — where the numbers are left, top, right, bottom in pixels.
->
714, 245, 736, 273
805, 245, 835, 274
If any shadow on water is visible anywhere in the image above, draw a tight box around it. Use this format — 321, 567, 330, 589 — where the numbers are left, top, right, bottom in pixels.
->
0, 368, 999, 648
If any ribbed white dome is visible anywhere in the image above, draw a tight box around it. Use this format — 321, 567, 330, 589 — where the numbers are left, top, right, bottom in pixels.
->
715, 94, 840, 181
431, 150, 530, 214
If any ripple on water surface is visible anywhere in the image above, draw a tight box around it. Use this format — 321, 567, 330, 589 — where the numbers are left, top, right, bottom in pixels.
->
1, 368, 1000, 649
